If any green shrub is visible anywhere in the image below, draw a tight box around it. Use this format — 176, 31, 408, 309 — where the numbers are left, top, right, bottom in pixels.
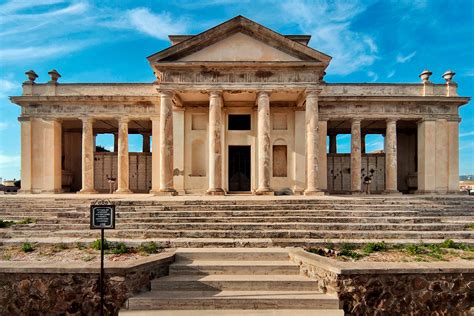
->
466, 223, 474, 230
339, 248, 362, 260
90, 238, 109, 250
139, 241, 160, 254
363, 241, 387, 254
111, 242, 128, 254
405, 244, 424, 255
76, 242, 86, 250
0, 220, 15, 228
21, 242, 34, 253
53, 243, 68, 252
18, 218, 35, 225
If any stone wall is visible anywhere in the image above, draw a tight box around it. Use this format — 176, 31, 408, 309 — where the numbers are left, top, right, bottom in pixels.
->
0, 252, 174, 316
289, 249, 474, 315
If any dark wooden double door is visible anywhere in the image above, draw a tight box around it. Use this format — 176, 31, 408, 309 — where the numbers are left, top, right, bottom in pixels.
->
228, 146, 251, 192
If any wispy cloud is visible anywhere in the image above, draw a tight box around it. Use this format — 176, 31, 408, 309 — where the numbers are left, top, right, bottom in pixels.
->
281, 0, 378, 75
0, 153, 20, 166
0, 122, 9, 131
124, 8, 188, 40
367, 71, 378, 82
396, 51, 417, 63
460, 131, 474, 137
0, 78, 18, 98
387, 70, 396, 78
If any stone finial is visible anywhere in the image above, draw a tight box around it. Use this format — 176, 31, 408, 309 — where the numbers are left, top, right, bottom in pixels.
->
48, 69, 61, 83
24, 70, 38, 83
319, 71, 327, 83
419, 70, 432, 83
442, 70, 456, 83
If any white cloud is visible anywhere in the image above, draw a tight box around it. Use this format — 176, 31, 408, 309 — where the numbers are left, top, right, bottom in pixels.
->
0, 154, 20, 166
387, 70, 396, 78
0, 41, 92, 63
281, 0, 378, 75
460, 131, 474, 137
0, 78, 18, 98
0, 122, 9, 131
396, 51, 417, 63
126, 8, 189, 40
367, 71, 378, 82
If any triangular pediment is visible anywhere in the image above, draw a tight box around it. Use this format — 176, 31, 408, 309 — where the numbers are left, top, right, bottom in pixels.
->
178, 32, 301, 62
147, 15, 332, 64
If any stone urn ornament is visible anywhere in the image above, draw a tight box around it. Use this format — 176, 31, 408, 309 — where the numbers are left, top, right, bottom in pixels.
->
442, 70, 456, 83
24, 70, 38, 83
48, 69, 61, 83
419, 70, 432, 83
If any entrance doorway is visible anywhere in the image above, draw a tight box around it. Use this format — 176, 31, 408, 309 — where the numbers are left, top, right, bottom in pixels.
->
228, 146, 251, 192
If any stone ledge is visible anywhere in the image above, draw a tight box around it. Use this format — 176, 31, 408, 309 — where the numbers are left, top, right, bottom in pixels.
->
0, 250, 175, 274
288, 248, 474, 275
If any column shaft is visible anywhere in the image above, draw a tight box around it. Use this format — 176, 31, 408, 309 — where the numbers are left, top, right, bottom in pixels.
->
113, 133, 118, 152
351, 119, 362, 193
319, 119, 328, 191
207, 91, 224, 194
19, 117, 32, 193
447, 120, 459, 192
79, 117, 97, 193
256, 91, 272, 194
158, 91, 177, 195
142, 133, 151, 153
385, 119, 398, 193
361, 133, 366, 154
116, 118, 131, 193
329, 134, 337, 154
417, 119, 436, 193
43, 118, 62, 193
304, 88, 323, 195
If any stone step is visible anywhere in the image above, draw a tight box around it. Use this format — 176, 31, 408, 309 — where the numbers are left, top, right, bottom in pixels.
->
151, 274, 317, 291
125, 291, 339, 310
175, 248, 289, 262
10, 222, 470, 232
169, 261, 301, 275
120, 309, 345, 316
5, 229, 473, 239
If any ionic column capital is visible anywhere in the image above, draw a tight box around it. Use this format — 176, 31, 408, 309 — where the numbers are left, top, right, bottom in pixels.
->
351, 118, 362, 124
209, 90, 223, 98
43, 117, 62, 123
157, 89, 174, 98
80, 116, 95, 124
18, 116, 31, 122
386, 118, 398, 124
257, 90, 272, 99
117, 117, 129, 124
305, 87, 322, 97
150, 115, 160, 121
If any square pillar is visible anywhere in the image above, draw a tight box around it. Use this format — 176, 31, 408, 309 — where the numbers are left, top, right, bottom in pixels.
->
319, 119, 328, 191
417, 119, 436, 193
142, 132, 151, 153
173, 108, 185, 194
329, 134, 337, 154
294, 111, 306, 194
18, 117, 32, 193
207, 90, 225, 195
78, 117, 97, 194
150, 116, 160, 194
42, 118, 62, 193
448, 119, 460, 193
115, 117, 131, 194
351, 119, 362, 193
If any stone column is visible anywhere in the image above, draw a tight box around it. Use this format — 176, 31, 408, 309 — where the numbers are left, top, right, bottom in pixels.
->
384, 119, 399, 193
115, 117, 131, 194
150, 116, 160, 194
329, 134, 337, 154
350, 119, 362, 193
361, 133, 366, 154
256, 91, 272, 195
158, 90, 177, 195
93, 134, 97, 152
319, 119, 328, 191
113, 132, 118, 152
447, 119, 460, 193
417, 119, 436, 193
79, 117, 97, 194
207, 90, 225, 195
142, 133, 151, 153
19, 117, 32, 193
304, 88, 323, 195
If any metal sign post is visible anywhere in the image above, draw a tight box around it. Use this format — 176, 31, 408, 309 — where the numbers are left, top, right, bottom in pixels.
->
90, 200, 115, 316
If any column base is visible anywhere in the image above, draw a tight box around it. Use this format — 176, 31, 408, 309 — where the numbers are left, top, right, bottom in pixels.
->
382, 190, 402, 195
77, 189, 98, 194
256, 188, 274, 195
42, 188, 63, 194
115, 189, 132, 194
414, 190, 437, 195
206, 188, 225, 196
150, 189, 178, 196
18, 189, 32, 194
304, 189, 325, 196
351, 190, 363, 195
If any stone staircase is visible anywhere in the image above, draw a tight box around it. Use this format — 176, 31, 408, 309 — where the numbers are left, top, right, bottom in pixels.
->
0, 196, 473, 246
121, 248, 343, 315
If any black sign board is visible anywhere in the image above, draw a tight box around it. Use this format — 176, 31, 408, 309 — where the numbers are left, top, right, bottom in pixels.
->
90, 205, 115, 229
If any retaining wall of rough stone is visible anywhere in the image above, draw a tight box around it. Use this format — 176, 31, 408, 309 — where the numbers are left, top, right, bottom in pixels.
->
289, 249, 474, 315
0, 251, 174, 316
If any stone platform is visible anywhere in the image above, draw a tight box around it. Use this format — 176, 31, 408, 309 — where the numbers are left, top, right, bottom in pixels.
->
0, 194, 473, 246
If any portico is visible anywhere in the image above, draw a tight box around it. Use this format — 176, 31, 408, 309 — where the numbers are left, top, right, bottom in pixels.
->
11, 16, 468, 195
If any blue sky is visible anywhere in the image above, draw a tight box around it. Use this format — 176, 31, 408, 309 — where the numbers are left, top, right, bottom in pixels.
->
0, 0, 472, 180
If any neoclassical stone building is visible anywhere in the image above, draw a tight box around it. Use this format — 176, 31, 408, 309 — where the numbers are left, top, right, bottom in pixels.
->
10, 16, 469, 195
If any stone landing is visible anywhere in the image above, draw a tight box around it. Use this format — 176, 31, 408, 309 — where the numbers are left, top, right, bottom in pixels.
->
121, 248, 343, 315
